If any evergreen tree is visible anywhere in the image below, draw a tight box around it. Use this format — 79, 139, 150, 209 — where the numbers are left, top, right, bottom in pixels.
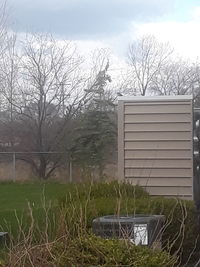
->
71, 61, 117, 178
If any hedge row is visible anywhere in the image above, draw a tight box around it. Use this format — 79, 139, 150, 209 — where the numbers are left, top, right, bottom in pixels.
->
52, 235, 175, 267
1, 181, 198, 266
2, 234, 175, 267
60, 181, 199, 265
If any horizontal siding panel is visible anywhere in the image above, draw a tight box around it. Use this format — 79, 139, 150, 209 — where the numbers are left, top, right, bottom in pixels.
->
125, 168, 191, 178
125, 159, 191, 168
125, 177, 192, 187
125, 150, 191, 158
124, 104, 191, 114
124, 131, 191, 140
125, 114, 191, 123
119, 97, 193, 199
125, 123, 191, 131
125, 141, 191, 149
124, 101, 191, 106
145, 186, 192, 196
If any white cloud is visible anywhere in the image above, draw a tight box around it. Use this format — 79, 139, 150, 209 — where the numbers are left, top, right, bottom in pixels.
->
65, 5, 200, 61
130, 19, 200, 60
12, 3, 200, 74
191, 6, 200, 21
11, 0, 176, 38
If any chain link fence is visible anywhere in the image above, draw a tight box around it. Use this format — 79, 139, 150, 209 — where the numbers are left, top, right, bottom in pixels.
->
0, 152, 73, 182
0, 152, 117, 182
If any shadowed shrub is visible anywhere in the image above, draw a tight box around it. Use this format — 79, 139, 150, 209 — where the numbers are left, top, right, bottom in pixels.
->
59, 182, 199, 265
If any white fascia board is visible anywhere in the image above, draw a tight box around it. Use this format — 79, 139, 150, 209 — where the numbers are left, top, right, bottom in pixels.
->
118, 95, 193, 102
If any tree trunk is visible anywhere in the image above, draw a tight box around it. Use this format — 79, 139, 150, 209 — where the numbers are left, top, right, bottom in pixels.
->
38, 154, 47, 179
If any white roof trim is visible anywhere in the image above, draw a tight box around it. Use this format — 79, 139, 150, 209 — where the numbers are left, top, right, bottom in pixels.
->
118, 95, 193, 102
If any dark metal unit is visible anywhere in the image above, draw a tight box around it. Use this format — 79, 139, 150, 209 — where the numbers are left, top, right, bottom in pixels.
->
0, 232, 8, 247
193, 108, 200, 222
92, 214, 165, 247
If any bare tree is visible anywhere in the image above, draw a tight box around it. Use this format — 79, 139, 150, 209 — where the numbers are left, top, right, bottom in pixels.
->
125, 35, 173, 96
3, 34, 86, 178
2, 34, 112, 179
0, 0, 8, 54
191, 62, 200, 106
0, 0, 19, 151
0, 0, 12, 112
0, 34, 20, 149
152, 59, 196, 96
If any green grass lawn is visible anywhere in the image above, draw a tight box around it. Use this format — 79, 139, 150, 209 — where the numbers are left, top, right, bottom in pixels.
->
0, 182, 71, 211
0, 182, 71, 236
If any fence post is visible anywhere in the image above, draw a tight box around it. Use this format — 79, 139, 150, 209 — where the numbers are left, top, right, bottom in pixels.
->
69, 157, 73, 183
13, 152, 16, 181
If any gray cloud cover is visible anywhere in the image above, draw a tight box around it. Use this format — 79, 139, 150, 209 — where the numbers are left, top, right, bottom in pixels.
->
11, 0, 175, 38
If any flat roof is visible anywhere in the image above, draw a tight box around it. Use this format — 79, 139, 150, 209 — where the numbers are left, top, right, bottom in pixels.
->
118, 95, 193, 102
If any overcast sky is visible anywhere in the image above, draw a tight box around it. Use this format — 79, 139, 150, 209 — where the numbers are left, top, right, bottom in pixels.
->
8, 0, 200, 60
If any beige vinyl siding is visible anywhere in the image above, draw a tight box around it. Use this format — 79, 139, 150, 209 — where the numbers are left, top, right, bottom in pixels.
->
124, 141, 191, 149
125, 123, 191, 131
124, 103, 191, 113
125, 113, 191, 123
125, 168, 191, 178
125, 150, 191, 158
125, 177, 191, 187
145, 186, 192, 197
125, 159, 191, 168
125, 131, 191, 140
118, 96, 193, 199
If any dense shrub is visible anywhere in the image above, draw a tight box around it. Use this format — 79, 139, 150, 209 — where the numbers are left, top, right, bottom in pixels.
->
146, 198, 199, 263
5, 234, 174, 267
59, 182, 199, 265
1, 182, 198, 266
52, 235, 175, 267
60, 181, 149, 204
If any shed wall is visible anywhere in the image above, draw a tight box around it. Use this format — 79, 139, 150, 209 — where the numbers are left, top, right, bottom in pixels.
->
118, 96, 193, 199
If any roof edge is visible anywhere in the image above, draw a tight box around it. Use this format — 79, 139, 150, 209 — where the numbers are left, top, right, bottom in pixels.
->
118, 95, 193, 102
